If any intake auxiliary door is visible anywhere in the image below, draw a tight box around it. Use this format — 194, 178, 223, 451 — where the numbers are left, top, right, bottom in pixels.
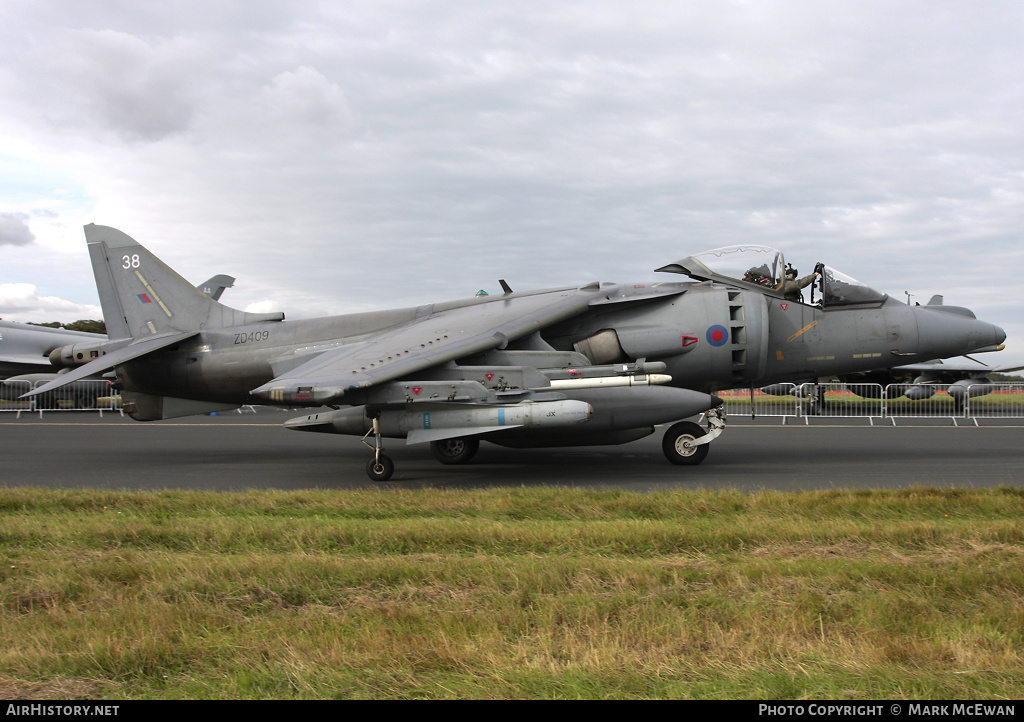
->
725, 287, 769, 385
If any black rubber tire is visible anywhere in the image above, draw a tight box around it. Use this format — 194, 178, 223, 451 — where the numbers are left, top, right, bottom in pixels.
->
430, 438, 480, 465
662, 421, 710, 466
366, 454, 395, 481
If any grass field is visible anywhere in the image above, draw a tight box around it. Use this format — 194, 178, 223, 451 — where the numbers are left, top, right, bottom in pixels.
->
1, 486, 1022, 699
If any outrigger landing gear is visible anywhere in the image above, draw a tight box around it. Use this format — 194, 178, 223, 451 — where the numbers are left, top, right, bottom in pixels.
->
662, 406, 726, 466
361, 414, 394, 481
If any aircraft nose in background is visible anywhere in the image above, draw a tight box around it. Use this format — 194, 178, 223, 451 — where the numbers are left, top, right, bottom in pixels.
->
915, 307, 1006, 359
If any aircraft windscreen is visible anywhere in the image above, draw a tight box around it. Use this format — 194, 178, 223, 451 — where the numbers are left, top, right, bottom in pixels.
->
689, 246, 785, 288
820, 266, 887, 306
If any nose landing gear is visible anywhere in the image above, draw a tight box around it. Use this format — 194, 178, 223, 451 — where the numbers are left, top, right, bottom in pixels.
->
662, 406, 726, 466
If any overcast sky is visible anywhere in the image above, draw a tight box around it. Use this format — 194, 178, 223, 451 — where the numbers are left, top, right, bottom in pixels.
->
2, 1, 1022, 366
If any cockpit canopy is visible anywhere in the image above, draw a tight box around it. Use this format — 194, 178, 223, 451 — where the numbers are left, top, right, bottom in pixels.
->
685, 245, 786, 288
818, 267, 887, 306
656, 245, 887, 307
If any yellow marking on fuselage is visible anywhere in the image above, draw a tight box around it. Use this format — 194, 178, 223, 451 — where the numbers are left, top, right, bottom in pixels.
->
787, 320, 818, 343
135, 270, 173, 318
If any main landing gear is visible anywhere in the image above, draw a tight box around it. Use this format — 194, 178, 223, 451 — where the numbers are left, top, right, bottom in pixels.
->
362, 434, 481, 481
361, 418, 482, 481
360, 407, 727, 480
430, 437, 480, 465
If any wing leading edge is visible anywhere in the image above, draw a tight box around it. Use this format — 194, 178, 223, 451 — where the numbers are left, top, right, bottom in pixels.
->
251, 289, 595, 405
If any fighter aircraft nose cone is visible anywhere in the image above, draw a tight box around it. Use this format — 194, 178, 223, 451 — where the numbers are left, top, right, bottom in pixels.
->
965, 318, 1004, 354
975, 321, 1007, 352
915, 308, 1007, 359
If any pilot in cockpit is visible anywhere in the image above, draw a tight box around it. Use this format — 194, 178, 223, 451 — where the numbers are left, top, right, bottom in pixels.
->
743, 262, 820, 301
777, 263, 820, 301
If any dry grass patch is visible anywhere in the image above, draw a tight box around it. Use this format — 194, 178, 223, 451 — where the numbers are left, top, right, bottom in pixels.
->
0, 676, 108, 700
1, 486, 1023, 698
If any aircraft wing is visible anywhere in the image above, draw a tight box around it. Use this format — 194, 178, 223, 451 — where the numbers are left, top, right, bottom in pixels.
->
252, 289, 593, 405
0, 321, 105, 374
894, 359, 1024, 375
0, 351, 55, 366
21, 331, 200, 398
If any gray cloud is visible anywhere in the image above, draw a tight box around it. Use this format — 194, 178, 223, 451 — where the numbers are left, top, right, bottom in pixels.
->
0, 214, 35, 246
0, 1, 1022, 362
18, 28, 213, 142
260, 66, 352, 127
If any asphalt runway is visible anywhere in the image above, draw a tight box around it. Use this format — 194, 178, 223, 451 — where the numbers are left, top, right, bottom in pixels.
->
3, 410, 1023, 491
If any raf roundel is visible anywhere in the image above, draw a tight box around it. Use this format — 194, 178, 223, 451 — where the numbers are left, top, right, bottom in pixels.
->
706, 325, 729, 347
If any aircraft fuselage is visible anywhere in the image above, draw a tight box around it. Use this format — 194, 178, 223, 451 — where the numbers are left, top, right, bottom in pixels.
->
25, 225, 1008, 479
113, 280, 1004, 406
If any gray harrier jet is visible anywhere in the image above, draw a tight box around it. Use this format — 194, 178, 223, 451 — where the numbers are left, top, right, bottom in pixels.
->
1, 275, 235, 405
26, 228, 1005, 480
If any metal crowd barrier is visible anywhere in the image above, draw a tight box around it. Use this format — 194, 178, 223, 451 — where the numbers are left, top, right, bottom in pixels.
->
962, 384, 1024, 420
722, 383, 1024, 424
6, 378, 1024, 423
717, 386, 803, 418
0, 379, 121, 417
0, 379, 33, 416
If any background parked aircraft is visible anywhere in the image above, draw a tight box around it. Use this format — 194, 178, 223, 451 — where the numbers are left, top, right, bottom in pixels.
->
0, 321, 103, 379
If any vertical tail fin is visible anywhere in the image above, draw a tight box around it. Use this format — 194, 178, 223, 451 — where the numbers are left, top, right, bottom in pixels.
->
85, 224, 283, 340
